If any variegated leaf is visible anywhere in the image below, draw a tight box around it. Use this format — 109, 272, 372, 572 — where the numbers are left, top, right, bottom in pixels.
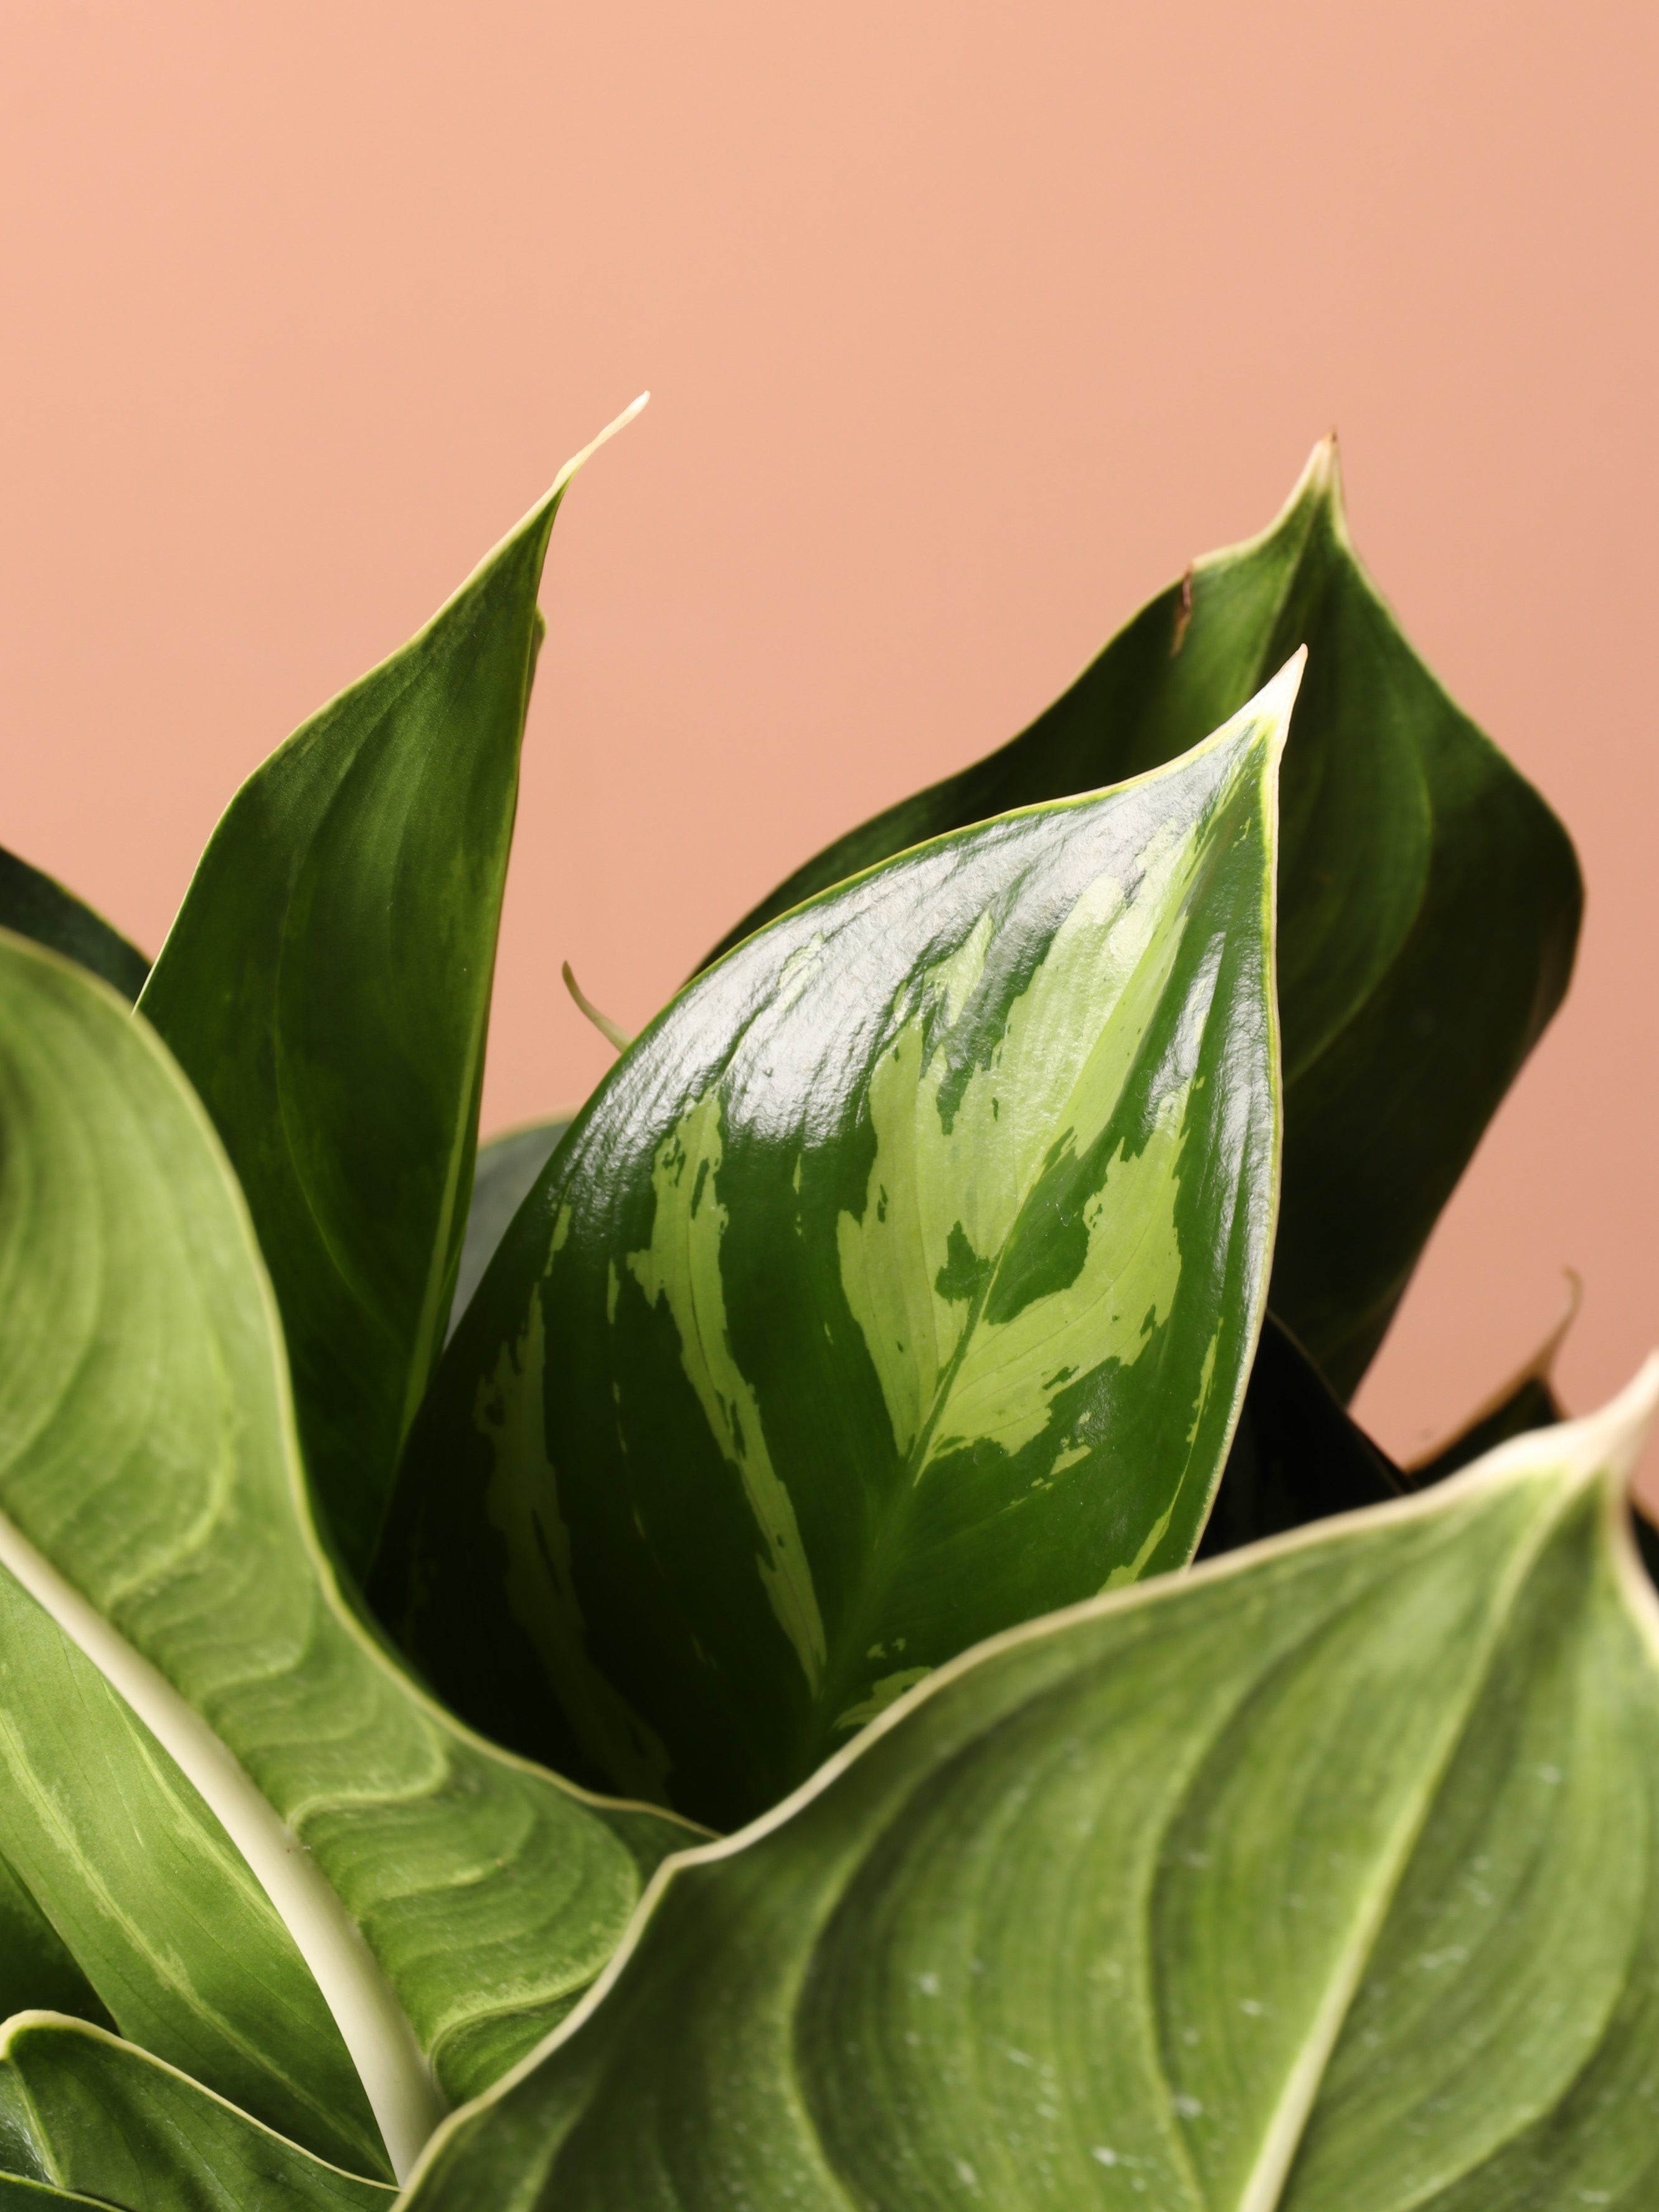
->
374, 667, 1293, 1829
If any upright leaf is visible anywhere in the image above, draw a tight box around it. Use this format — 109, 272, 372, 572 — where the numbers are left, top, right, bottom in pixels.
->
706, 441, 1581, 1394
404, 1368, 1659, 2212
376, 670, 1292, 1830
0, 2016, 391, 2212
0, 935, 692, 2179
0, 848, 148, 1001
138, 400, 644, 1577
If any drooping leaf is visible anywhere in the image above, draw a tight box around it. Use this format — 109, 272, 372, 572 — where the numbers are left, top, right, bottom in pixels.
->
1406, 1274, 1577, 1487
403, 1366, 1659, 2211
374, 671, 1293, 1830
0, 848, 148, 1001
0, 2016, 392, 2212
1196, 1310, 1401, 1559
705, 441, 1581, 1396
448, 1120, 570, 1345
0, 1557, 385, 2175
138, 401, 645, 1579
0, 934, 693, 2180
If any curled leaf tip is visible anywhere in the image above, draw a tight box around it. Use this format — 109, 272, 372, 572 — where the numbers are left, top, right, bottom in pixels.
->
549, 392, 653, 504
560, 961, 633, 1055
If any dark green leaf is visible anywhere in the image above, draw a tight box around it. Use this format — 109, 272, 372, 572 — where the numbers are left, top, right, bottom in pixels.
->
404, 1371, 1659, 2211
0, 2016, 392, 2211
705, 442, 1581, 1396
0, 848, 148, 1001
0, 933, 692, 2177
1196, 1310, 1401, 1560
448, 1120, 570, 1345
138, 402, 643, 1578
375, 673, 1292, 1830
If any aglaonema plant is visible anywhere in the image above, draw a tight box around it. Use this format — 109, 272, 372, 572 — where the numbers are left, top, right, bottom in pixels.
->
0, 397, 1647, 2211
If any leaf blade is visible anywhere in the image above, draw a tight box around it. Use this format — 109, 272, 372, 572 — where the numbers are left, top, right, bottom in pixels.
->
378, 671, 1292, 1827
401, 1371, 1659, 2211
138, 405, 641, 1577
0, 932, 694, 2173
0, 1544, 387, 2177
0, 2015, 394, 2212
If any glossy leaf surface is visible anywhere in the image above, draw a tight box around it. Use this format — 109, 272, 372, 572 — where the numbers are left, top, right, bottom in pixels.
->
138, 405, 640, 1577
448, 1120, 570, 1344
377, 673, 1291, 1830
0, 848, 148, 1001
706, 442, 1581, 1394
0, 1557, 384, 2175
405, 1370, 1659, 2212
0, 2016, 392, 2212
1196, 1312, 1401, 1559
0, 936, 691, 2175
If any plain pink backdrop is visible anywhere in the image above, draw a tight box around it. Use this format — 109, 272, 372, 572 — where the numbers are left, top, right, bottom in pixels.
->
2, 1, 1655, 1473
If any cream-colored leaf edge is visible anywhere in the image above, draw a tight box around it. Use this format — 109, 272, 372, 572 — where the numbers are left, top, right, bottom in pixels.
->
0, 2011, 396, 2200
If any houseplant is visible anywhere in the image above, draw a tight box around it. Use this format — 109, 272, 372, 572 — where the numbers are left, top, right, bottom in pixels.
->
0, 399, 1648, 2210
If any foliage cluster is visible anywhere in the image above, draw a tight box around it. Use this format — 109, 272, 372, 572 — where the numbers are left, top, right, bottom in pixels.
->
0, 400, 1651, 2211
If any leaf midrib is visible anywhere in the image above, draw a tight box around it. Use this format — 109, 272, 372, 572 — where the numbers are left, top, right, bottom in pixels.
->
806, 868, 1208, 1752
1226, 1472, 1582, 2212
0, 1501, 441, 2183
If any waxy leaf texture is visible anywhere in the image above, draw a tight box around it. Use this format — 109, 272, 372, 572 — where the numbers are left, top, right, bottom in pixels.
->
378, 668, 1292, 1828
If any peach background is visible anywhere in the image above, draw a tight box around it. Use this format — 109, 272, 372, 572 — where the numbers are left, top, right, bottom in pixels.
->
1, 1, 1655, 1470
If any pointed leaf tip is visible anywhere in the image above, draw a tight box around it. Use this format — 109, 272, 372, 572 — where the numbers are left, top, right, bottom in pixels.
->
1238, 648, 1305, 756
549, 392, 651, 504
